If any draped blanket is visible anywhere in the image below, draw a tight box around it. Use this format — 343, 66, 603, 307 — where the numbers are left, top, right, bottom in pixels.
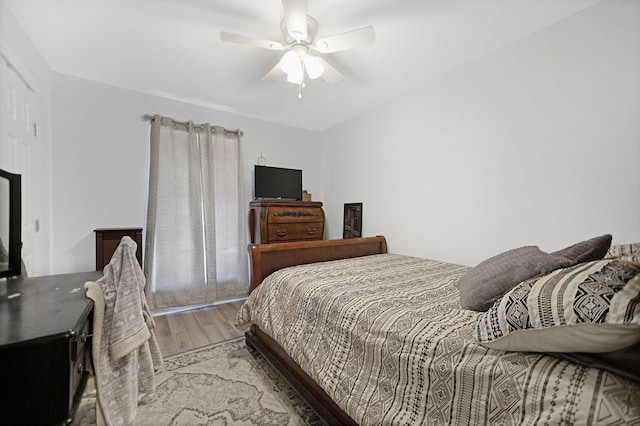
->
237, 254, 640, 425
85, 236, 164, 426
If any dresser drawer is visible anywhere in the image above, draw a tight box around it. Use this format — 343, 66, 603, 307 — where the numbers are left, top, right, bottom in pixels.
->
267, 206, 324, 223
268, 222, 324, 241
70, 319, 91, 407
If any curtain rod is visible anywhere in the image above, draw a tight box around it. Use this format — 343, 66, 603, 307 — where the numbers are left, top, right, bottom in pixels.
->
142, 114, 243, 137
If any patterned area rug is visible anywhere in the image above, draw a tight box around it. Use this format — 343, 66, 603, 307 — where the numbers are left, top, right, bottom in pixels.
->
74, 337, 323, 425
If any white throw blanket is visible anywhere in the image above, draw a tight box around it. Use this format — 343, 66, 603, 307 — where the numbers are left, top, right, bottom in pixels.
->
85, 236, 163, 426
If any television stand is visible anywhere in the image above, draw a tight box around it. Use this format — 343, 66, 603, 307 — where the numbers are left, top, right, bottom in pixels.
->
249, 200, 324, 244
0, 270, 102, 424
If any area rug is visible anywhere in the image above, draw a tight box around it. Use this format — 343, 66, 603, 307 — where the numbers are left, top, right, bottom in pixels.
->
74, 337, 323, 425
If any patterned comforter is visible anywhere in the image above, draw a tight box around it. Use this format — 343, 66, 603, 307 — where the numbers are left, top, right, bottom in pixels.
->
237, 254, 640, 425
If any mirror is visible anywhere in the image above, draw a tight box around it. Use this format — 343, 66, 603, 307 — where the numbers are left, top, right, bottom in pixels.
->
0, 169, 21, 278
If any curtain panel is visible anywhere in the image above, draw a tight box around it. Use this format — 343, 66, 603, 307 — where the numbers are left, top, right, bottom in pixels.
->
145, 115, 248, 311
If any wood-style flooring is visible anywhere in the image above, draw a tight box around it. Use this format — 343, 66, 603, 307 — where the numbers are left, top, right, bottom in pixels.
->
153, 300, 245, 357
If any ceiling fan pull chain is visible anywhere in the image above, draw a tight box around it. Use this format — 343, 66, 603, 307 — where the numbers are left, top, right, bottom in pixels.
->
298, 62, 305, 99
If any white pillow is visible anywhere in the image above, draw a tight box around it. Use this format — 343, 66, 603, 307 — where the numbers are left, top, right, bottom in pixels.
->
473, 259, 640, 353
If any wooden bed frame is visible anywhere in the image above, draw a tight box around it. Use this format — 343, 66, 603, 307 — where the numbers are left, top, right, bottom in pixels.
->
245, 236, 388, 425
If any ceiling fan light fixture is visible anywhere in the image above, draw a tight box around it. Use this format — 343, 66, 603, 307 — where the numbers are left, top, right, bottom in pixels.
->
304, 55, 323, 79
286, 63, 304, 84
279, 51, 299, 74
220, 1, 373, 96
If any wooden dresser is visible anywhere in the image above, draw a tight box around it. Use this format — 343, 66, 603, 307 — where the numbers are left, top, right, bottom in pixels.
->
249, 201, 325, 244
95, 227, 143, 270
0, 270, 102, 424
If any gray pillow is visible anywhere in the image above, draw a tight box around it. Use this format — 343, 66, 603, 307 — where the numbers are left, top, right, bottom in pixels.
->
457, 246, 572, 312
553, 342, 640, 384
551, 234, 612, 264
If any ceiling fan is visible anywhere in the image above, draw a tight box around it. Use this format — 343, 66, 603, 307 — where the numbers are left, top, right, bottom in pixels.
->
220, 0, 376, 98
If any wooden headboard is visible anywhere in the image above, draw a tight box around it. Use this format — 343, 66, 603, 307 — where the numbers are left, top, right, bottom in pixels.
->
248, 236, 388, 292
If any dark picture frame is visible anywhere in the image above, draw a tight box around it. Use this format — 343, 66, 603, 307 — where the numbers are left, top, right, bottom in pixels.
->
343, 203, 363, 239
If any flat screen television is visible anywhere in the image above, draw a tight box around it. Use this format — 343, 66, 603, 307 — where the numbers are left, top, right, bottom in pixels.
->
254, 165, 302, 201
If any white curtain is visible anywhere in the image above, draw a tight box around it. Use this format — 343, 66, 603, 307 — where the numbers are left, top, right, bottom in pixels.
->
144, 115, 248, 311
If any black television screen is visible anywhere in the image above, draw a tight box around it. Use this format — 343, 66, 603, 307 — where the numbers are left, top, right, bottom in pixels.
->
254, 165, 302, 200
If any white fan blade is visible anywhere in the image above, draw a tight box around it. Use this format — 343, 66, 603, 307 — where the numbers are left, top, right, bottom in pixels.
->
262, 63, 285, 82
316, 57, 343, 84
313, 26, 375, 53
282, 0, 307, 40
220, 31, 284, 50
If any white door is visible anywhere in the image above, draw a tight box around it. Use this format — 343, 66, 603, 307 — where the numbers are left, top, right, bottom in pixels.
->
0, 57, 42, 276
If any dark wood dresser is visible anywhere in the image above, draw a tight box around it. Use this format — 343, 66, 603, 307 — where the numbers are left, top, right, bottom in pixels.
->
0, 270, 102, 424
95, 227, 142, 270
249, 201, 325, 244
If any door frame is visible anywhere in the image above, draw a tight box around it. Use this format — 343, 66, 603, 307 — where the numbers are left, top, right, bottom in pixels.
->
0, 42, 44, 276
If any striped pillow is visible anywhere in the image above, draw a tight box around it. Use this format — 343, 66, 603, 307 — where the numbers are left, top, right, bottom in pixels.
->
473, 259, 640, 353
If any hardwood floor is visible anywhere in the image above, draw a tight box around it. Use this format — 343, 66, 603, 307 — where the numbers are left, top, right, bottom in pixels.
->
153, 300, 245, 357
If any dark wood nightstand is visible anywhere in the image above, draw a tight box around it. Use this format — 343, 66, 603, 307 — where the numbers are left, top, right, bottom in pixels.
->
94, 228, 142, 270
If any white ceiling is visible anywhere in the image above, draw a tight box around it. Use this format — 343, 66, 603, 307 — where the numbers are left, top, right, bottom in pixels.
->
5, 0, 602, 131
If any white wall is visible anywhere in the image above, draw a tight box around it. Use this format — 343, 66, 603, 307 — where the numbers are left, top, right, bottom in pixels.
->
3, 0, 322, 276
4, 0, 639, 274
51, 73, 322, 274
321, 0, 640, 266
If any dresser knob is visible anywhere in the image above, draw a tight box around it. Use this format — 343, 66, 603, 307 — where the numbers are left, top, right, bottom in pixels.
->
80, 332, 92, 344
77, 362, 85, 375
307, 228, 317, 235
277, 230, 287, 237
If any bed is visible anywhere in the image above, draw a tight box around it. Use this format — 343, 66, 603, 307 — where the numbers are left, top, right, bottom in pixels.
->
236, 236, 640, 425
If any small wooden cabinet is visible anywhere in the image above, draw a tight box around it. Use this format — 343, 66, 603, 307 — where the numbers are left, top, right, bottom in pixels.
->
0, 270, 102, 424
249, 201, 325, 244
95, 228, 143, 270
